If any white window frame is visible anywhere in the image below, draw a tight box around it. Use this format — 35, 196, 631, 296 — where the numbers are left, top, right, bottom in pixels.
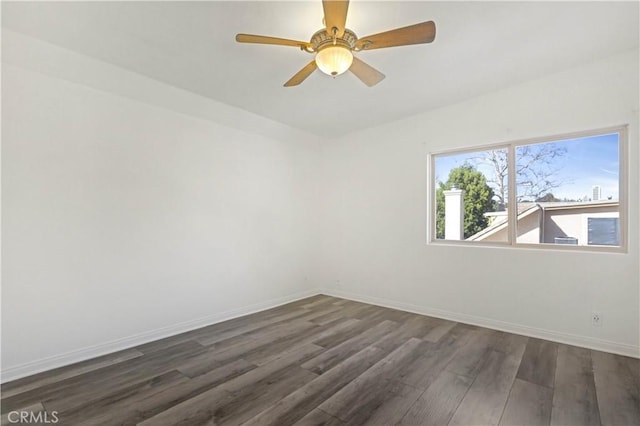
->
428, 125, 628, 253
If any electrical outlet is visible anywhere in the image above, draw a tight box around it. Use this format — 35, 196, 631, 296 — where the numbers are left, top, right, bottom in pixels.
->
592, 311, 602, 327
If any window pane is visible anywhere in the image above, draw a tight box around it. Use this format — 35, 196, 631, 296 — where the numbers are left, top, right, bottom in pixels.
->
434, 148, 508, 242
514, 133, 620, 246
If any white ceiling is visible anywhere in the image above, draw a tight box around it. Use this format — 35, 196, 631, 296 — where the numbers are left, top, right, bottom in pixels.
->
3, 1, 638, 137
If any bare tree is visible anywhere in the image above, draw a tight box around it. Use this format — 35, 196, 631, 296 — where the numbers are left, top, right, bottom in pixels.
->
472, 143, 567, 208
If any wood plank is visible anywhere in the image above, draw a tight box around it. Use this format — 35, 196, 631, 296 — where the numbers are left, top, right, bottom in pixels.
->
351, 305, 409, 323
294, 408, 344, 426
209, 366, 318, 425
311, 302, 370, 325
358, 382, 422, 426
449, 350, 522, 426
75, 358, 256, 425
244, 318, 361, 366
134, 332, 204, 355
371, 315, 434, 353
398, 324, 474, 390
0, 348, 144, 399
550, 344, 600, 426
138, 343, 324, 425
52, 369, 190, 425
399, 370, 473, 426
0, 402, 50, 426
446, 327, 498, 378
422, 318, 457, 342
195, 308, 312, 346
592, 349, 640, 426
242, 345, 388, 426
337, 300, 375, 312
500, 378, 553, 426
205, 320, 318, 364
516, 338, 558, 389
318, 338, 425, 422
2, 340, 207, 413
296, 304, 345, 323
299, 295, 337, 310
310, 309, 353, 326
302, 320, 396, 375
39, 340, 207, 414
493, 331, 529, 359
175, 336, 249, 378
286, 295, 333, 309
376, 307, 416, 323
311, 317, 373, 349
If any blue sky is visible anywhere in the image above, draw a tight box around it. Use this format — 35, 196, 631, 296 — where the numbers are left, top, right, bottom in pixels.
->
434, 133, 620, 201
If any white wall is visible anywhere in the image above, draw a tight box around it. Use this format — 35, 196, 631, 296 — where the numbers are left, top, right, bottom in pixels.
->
1, 31, 321, 380
318, 49, 640, 357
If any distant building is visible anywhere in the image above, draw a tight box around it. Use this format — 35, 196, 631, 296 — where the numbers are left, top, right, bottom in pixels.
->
466, 201, 619, 246
442, 190, 620, 246
592, 185, 602, 201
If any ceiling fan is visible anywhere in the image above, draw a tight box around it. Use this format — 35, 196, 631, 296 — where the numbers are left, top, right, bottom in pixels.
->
235, 0, 436, 87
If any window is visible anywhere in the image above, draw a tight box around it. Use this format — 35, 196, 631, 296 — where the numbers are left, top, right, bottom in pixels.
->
433, 147, 509, 242
429, 126, 626, 251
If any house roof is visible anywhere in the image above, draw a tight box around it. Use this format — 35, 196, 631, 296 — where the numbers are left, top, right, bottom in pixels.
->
466, 200, 619, 241
467, 204, 539, 241
536, 200, 619, 211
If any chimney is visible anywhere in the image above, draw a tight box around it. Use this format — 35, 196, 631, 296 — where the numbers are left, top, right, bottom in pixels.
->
444, 187, 464, 240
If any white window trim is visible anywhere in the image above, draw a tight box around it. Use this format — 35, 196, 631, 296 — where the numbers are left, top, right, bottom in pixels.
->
427, 125, 628, 254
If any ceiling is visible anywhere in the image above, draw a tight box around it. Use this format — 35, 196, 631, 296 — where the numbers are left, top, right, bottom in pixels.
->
2, 1, 638, 137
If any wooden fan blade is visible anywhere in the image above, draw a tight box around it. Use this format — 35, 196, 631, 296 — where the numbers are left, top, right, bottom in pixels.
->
355, 21, 436, 50
322, 0, 349, 38
349, 57, 385, 87
236, 34, 311, 50
284, 60, 318, 87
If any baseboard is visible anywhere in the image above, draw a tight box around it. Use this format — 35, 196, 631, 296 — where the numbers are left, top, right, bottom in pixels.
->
5, 286, 636, 383
320, 288, 640, 359
1, 288, 321, 383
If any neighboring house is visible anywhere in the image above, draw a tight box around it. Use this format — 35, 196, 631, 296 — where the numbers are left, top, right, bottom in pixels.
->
467, 201, 620, 246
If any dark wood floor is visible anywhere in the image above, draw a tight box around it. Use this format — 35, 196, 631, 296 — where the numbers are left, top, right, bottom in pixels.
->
2, 295, 639, 425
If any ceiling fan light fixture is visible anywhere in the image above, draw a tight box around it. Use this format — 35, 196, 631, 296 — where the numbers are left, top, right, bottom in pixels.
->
236, 1, 436, 87
315, 45, 353, 76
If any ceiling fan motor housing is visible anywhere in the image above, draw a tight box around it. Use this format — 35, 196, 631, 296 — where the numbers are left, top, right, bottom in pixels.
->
235, 0, 436, 86
311, 28, 358, 52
